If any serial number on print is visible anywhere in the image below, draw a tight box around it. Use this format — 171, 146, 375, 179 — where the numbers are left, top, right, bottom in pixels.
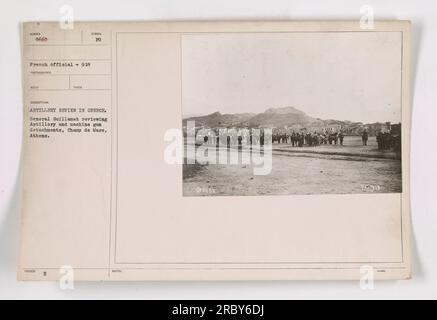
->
361, 184, 382, 192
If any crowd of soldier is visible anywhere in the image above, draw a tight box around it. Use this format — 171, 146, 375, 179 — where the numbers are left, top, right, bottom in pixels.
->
272, 131, 345, 147
193, 127, 399, 151
196, 129, 348, 147
376, 130, 401, 151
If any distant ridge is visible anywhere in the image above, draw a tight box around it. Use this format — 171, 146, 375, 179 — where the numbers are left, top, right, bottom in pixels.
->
182, 106, 397, 136
264, 106, 306, 115
182, 107, 396, 135
183, 106, 321, 128
183, 111, 256, 128
246, 106, 321, 127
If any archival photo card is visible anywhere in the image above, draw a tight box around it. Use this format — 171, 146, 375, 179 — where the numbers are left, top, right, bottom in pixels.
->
19, 21, 411, 281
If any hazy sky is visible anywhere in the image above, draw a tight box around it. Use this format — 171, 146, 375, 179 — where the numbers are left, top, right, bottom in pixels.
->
182, 32, 402, 123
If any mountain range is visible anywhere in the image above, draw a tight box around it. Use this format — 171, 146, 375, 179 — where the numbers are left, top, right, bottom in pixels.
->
182, 106, 350, 129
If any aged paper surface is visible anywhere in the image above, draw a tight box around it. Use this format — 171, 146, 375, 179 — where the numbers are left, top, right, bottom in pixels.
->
19, 21, 411, 281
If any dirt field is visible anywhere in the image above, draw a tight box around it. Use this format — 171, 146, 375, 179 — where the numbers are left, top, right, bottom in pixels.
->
183, 136, 402, 196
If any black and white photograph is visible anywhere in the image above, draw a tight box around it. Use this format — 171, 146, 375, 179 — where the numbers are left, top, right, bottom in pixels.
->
182, 32, 403, 196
